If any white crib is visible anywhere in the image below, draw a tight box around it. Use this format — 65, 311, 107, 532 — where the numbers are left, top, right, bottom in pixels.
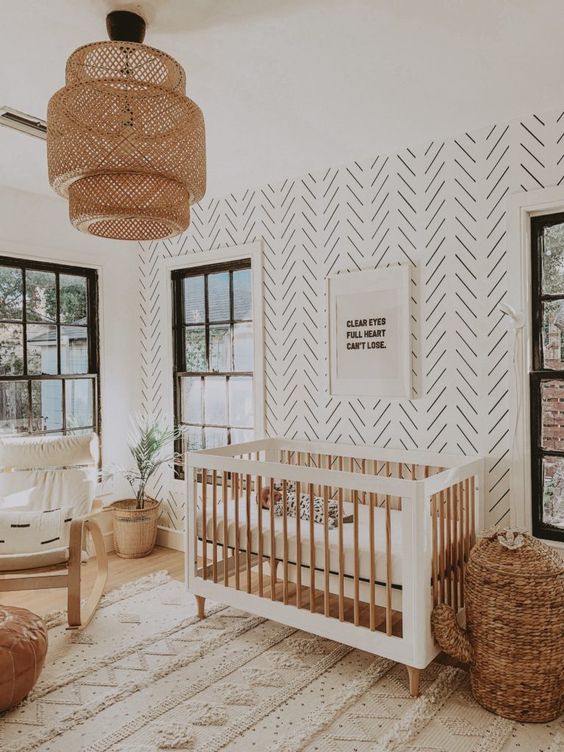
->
185, 438, 484, 695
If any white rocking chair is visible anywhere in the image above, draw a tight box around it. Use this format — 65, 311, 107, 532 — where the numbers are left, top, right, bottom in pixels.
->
0, 433, 108, 629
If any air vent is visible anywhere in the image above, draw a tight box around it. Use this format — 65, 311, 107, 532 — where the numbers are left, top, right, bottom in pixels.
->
0, 107, 46, 140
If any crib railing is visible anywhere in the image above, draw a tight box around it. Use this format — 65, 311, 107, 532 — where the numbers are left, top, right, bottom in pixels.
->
187, 438, 484, 668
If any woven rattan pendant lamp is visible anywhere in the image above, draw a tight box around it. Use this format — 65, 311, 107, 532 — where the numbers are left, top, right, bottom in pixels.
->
47, 10, 205, 241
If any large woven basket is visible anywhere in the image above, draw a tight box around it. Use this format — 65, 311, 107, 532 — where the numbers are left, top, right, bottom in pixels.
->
111, 499, 161, 559
432, 530, 563, 722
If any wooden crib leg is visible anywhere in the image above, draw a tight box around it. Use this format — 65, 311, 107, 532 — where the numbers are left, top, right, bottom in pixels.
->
270, 559, 279, 580
406, 665, 421, 697
195, 595, 206, 620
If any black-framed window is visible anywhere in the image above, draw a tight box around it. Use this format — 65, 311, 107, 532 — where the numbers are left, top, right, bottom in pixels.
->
172, 260, 254, 474
0, 256, 99, 438
530, 214, 564, 542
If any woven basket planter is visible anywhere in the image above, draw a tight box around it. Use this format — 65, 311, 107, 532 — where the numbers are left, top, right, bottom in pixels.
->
432, 531, 564, 722
111, 499, 161, 559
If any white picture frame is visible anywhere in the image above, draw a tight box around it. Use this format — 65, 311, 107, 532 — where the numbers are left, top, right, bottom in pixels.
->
327, 265, 412, 397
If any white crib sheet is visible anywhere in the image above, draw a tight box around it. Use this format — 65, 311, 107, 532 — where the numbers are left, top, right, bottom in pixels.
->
196, 494, 403, 587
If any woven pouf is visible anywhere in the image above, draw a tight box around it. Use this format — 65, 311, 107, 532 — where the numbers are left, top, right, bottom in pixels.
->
0, 606, 48, 711
432, 530, 564, 722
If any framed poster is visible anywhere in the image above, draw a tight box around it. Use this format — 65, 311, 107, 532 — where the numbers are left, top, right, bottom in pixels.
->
327, 265, 411, 397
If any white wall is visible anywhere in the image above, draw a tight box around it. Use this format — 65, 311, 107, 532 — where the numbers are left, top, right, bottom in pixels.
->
0, 186, 140, 502
139, 104, 564, 536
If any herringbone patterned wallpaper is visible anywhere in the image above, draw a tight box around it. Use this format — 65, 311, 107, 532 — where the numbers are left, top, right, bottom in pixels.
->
139, 106, 564, 532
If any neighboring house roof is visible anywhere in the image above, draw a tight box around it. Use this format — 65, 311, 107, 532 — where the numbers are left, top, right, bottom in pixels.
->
28, 321, 87, 344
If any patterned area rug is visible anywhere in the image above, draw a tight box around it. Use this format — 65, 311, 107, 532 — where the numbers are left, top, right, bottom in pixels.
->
1, 572, 561, 752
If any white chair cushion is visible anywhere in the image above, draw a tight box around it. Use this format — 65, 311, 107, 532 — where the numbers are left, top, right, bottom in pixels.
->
0, 433, 98, 471
0, 547, 70, 571
0, 467, 97, 518
0, 506, 74, 556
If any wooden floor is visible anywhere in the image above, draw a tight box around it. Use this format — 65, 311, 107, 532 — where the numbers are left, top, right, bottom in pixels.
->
1, 546, 185, 617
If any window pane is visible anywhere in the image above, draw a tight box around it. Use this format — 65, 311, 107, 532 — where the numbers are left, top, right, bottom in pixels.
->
209, 325, 230, 371
32, 380, 62, 432
60, 326, 89, 374
542, 456, 564, 529
0, 323, 23, 375
181, 376, 202, 423
204, 376, 227, 425
27, 324, 58, 375
26, 270, 57, 323
183, 275, 205, 324
229, 376, 254, 428
542, 223, 564, 295
185, 425, 203, 452
542, 301, 564, 369
207, 272, 230, 322
0, 267, 23, 320
233, 322, 253, 371
65, 378, 93, 428
60, 274, 88, 325
185, 326, 207, 371
0, 381, 28, 434
205, 427, 228, 448
541, 380, 564, 451
230, 428, 254, 444
233, 269, 252, 320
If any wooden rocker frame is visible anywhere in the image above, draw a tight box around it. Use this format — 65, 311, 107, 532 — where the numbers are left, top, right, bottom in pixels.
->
0, 510, 108, 629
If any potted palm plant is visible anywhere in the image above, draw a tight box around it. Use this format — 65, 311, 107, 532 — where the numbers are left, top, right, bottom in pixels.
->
110, 418, 182, 559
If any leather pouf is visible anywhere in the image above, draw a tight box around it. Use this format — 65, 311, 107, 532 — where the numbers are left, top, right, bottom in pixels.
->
0, 606, 48, 711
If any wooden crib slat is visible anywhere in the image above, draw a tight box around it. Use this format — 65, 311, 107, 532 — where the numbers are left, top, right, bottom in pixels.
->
338, 458, 344, 621
431, 493, 438, 606
234, 472, 240, 591
212, 470, 218, 583
439, 489, 446, 604
296, 480, 302, 609
464, 476, 471, 560
385, 494, 392, 636
446, 485, 454, 609
270, 477, 276, 601
202, 469, 208, 580
246, 473, 252, 594
223, 471, 229, 587
323, 484, 330, 617
453, 483, 459, 611
309, 482, 315, 613
353, 490, 360, 626
369, 491, 376, 631
257, 474, 264, 597
470, 475, 476, 546
459, 481, 465, 608
443, 486, 450, 606
282, 479, 289, 605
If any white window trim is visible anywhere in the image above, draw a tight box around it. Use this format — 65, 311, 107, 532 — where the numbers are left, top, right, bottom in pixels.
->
159, 241, 265, 493
507, 185, 564, 551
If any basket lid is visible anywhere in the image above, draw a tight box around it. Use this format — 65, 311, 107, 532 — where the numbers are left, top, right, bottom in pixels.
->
471, 530, 564, 578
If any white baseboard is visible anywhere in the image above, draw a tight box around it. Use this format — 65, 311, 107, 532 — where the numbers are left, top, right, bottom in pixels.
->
156, 526, 186, 552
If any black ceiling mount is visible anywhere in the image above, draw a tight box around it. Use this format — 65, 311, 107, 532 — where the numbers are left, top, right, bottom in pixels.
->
106, 10, 146, 43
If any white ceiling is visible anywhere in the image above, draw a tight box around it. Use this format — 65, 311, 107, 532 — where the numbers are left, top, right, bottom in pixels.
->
1, 0, 564, 201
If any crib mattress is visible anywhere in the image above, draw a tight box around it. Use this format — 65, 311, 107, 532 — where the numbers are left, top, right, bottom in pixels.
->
196, 495, 403, 587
